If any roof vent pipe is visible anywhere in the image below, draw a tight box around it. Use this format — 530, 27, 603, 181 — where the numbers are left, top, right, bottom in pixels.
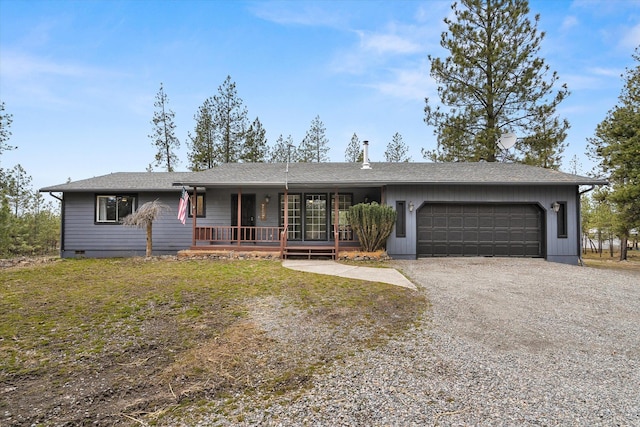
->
361, 140, 371, 170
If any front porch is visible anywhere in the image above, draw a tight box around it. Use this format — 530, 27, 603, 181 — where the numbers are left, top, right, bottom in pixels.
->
189, 225, 360, 259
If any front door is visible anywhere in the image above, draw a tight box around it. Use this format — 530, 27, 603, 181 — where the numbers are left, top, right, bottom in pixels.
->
231, 194, 256, 241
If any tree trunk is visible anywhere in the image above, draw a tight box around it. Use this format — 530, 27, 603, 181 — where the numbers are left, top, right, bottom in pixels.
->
146, 223, 153, 258
620, 237, 628, 261
609, 235, 614, 258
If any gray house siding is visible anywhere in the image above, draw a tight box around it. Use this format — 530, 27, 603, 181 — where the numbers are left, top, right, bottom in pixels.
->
60, 192, 191, 258
43, 164, 603, 263
385, 184, 581, 264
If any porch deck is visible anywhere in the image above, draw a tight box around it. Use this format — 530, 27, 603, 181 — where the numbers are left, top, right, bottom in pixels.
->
190, 225, 360, 259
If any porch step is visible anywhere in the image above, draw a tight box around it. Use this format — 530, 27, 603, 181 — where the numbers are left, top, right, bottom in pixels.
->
283, 246, 336, 260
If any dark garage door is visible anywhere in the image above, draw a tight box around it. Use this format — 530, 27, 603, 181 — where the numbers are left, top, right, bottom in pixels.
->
417, 204, 543, 257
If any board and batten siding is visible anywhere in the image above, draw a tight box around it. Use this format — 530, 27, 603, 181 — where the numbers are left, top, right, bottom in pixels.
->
61, 192, 192, 258
385, 184, 581, 264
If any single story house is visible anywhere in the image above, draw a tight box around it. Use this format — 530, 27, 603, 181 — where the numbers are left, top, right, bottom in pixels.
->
40, 160, 606, 264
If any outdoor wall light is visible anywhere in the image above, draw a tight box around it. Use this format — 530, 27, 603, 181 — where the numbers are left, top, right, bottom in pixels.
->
408, 201, 415, 213
265, 194, 271, 204
551, 201, 560, 213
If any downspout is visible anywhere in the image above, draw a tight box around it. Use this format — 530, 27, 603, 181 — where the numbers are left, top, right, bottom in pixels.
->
48, 192, 64, 257
577, 185, 595, 266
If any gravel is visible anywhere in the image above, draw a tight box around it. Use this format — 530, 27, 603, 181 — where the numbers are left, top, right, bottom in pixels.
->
186, 258, 640, 426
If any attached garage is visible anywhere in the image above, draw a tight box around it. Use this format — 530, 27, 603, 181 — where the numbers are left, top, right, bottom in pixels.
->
417, 203, 543, 258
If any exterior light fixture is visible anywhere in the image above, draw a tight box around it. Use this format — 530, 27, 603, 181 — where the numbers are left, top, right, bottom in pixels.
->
265, 194, 271, 204
408, 201, 415, 213
551, 201, 560, 213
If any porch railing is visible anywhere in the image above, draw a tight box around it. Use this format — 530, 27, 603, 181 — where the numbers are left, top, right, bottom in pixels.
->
195, 226, 283, 244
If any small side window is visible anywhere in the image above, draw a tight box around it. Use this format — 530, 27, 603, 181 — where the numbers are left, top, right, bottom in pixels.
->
188, 193, 206, 218
557, 201, 567, 238
396, 201, 406, 238
96, 195, 137, 223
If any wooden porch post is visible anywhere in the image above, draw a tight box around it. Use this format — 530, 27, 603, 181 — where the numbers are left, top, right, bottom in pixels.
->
282, 189, 289, 254
334, 188, 339, 257
237, 188, 242, 246
191, 187, 197, 247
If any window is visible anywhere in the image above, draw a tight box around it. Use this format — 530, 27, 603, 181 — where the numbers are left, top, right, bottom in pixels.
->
557, 201, 567, 238
331, 194, 353, 240
280, 193, 353, 241
396, 201, 406, 237
188, 193, 206, 218
96, 195, 136, 223
305, 194, 327, 240
280, 194, 302, 240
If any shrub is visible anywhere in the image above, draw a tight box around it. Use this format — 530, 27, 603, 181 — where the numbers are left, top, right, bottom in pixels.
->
347, 202, 397, 252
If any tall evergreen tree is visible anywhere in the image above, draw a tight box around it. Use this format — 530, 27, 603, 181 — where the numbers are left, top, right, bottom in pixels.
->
269, 134, 297, 163
149, 83, 180, 171
519, 114, 567, 169
423, 0, 569, 163
211, 75, 248, 164
299, 115, 330, 162
345, 133, 363, 162
0, 100, 15, 187
384, 132, 411, 162
588, 48, 640, 260
0, 101, 14, 159
241, 117, 268, 162
187, 98, 217, 171
6, 164, 33, 217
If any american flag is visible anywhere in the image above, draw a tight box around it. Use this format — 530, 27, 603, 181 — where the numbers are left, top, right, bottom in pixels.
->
177, 187, 189, 224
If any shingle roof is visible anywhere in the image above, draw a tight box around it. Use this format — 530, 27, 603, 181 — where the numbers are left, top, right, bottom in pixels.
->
39, 172, 193, 192
40, 163, 606, 193
172, 162, 606, 187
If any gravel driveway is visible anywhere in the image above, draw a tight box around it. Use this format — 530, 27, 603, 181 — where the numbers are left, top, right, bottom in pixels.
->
199, 258, 640, 426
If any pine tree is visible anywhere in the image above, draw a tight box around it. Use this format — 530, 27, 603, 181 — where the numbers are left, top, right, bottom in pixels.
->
187, 98, 217, 171
211, 75, 248, 164
0, 101, 14, 159
6, 164, 33, 217
384, 132, 411, 162
519, 114, 567, 169
423, 0, 569, 163
149, 83, 180, 171
269, 134, 297, 163
345, 133, 363, 162
241, 117, 268, 162
299, 115, 330, 162
588, 48, 640, 260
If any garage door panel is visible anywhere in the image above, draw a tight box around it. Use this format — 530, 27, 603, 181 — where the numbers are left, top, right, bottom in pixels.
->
417, 203, 542, 258
449, 217, 463, 227
433, 217, 448, 227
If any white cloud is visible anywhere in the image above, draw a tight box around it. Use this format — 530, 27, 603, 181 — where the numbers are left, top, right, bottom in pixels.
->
248, 1, 346, 28
561, 15, 579, 32
358, 31, 423, 55
620, 22, 640, 50
0, 51, 90, 79
588, 67, 623, 78
367, 63, 436, 102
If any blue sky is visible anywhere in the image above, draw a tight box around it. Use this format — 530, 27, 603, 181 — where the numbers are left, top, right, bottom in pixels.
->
1, 0, 639, 193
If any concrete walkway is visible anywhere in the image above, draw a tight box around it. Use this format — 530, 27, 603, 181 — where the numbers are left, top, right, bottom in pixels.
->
281, 260, 417, 290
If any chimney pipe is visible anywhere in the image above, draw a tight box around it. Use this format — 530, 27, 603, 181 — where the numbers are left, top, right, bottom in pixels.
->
361, 140, 371, 169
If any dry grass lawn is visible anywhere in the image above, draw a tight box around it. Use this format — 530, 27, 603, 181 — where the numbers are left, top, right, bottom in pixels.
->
0, 258, 426, 426
582, 249, 640, 273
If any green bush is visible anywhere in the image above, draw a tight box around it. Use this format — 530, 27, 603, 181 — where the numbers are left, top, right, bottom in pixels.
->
347, 202, 397, 252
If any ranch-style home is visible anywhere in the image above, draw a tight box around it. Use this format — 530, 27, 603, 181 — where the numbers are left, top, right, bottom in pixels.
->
40, 160, 606, 265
